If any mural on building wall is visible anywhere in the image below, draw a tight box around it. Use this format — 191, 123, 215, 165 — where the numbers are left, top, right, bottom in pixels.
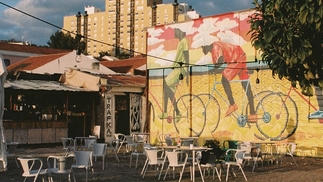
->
147, 9, 323, 156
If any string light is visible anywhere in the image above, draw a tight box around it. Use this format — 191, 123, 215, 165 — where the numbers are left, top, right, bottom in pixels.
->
256, 67, 260, 84
0, 2, 272, 72
179, 62, 184, 80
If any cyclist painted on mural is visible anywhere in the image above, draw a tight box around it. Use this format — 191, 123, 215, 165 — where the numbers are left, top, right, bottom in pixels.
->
200, 41, 257, 122
160, 28, 189, 121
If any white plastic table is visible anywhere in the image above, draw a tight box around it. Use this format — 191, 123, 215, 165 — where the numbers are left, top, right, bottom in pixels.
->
158, 145, 211, 182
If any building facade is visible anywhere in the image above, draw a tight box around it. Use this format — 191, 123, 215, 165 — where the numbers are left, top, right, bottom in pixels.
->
63, 0, 200, 57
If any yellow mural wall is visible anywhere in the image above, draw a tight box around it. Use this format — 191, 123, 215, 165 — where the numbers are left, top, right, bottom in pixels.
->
146, 9, 323, 157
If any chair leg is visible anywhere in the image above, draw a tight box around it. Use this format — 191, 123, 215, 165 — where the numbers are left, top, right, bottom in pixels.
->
158, 161, 165, 180
141, 158, 148, 175
102, 156, 105, 170
71, 170, 75, 182
163, 166, 170, 180
135, 155, 139, 169
291, 155, 298, 166
85, 168, 88, 182
215, 167, 221, 181
179, 165, 185, 182
197, 162, 205, 182
142, 163, 149, 178
226, 165, 230, 181
14, 158, 19, 168
114, 151, 120, 162
72, 169, 76, 182
239, 165, 248, 181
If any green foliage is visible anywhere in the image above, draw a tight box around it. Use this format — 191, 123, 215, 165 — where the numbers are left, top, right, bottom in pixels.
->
98, 51, 111, 58
248, 0, 323, 96
203, 139, 221, 149
203, 139, 224, 157
47, 31, 86, 54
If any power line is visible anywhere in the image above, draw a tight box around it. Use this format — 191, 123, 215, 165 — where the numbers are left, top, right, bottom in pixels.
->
0, 1, 177, 64
0, 1, 269, 71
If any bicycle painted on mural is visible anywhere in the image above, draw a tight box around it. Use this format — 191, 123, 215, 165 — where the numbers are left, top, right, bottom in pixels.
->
148, 66, 321, 140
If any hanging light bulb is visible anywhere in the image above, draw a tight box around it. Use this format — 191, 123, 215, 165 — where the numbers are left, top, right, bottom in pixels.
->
75, 48, 82, 63
179, 73, 184, 80
256, 68, 260, 84
178, 62, 184, 80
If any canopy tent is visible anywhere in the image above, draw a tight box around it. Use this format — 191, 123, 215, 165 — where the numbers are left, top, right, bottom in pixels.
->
0, 54, 7, 171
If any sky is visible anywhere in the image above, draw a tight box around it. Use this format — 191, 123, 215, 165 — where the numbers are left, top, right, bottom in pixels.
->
0, 0, 255, 46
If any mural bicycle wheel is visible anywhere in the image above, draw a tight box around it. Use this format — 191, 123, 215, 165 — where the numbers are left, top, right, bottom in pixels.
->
174, 94, 206, 137
253, 92, 298, 141
197, 93, 221, 133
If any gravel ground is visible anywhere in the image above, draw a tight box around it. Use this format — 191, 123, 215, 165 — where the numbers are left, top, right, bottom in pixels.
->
1, 144, 323, 182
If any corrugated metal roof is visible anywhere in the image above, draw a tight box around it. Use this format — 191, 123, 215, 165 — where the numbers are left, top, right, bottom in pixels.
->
4, 79, 95, 92
100, 55, 146, 75
105, 75, 146, 88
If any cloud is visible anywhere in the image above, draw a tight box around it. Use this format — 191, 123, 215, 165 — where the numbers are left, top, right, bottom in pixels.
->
147, 28, 165, 46
195, 54, 213, 65
147, 44, 165, 57
217, 30, 247, 45
0, 0, 254, 46
155, 51, 176, 67
165, 20, 196, 35
0, 0, 104, 45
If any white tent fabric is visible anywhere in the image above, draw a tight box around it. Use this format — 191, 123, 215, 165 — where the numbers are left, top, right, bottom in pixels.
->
0, 54, 7, 171
59, 69, 100, 91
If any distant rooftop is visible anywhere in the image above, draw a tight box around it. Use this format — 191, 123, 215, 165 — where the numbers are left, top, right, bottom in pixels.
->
0, 42, 70, 55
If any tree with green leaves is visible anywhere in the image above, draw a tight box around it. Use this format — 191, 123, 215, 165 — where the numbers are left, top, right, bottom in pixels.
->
248, 0, 323, 96
47, 30, 75, 50
47, 31, 86, 54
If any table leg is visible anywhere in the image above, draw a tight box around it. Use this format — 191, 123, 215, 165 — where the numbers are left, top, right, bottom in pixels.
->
192, 150, 195, 182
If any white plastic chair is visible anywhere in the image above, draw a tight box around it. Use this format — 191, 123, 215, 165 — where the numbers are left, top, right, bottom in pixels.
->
113, 133, 126, 153
163, 151, 189, 182
281, 143, 298, 166
198, 151, 221, 181
134, 134, 147, 143
106, 139, 120, 162
222, 149, 248, 181
17, 157, 49, 182
6, 142, 19, 168
84, 138, 97, 150
129, 143, 149, 169
47, 155, 75, 182
91, 143, 107, 170
71, 151, 93, 182
142, 149, 164, 178
239, 142, 253, 167
61, 138, 74, 156
125, 135, 136, 153
250, 147, 264, 172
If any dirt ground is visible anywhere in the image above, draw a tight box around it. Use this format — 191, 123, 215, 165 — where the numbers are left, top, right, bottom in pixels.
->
1, 144, 323, 182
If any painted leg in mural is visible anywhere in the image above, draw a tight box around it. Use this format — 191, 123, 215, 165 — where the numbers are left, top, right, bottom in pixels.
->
159, 79, 180, 123
241, 81, 257, 123
222, 76, 257, 122
222, 76, 238, 117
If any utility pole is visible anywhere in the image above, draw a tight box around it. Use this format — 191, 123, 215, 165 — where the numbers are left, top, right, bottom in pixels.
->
173, 0, 178, 22
151, 2, 157, 26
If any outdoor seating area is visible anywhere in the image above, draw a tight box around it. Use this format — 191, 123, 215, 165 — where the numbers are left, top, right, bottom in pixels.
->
1, 135, 320, 182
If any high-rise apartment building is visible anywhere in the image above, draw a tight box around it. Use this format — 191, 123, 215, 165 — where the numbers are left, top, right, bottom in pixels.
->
63, 0, 199, 57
